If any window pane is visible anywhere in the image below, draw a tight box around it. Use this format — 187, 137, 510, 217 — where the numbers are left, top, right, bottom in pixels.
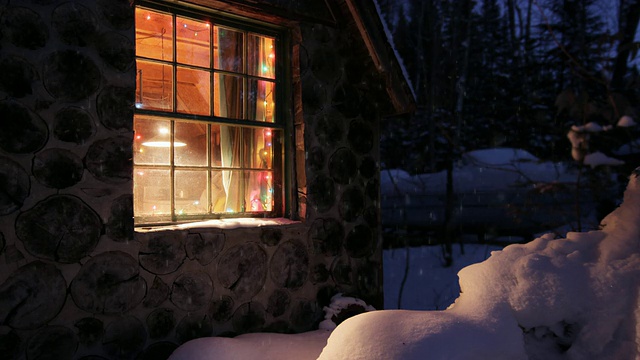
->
134, 168, 171, 216
177, 67, 211, 115
214, 26, 243, 72
211, 124, 222, 167
214, 73, 243, 119
212, 170, 243, 212
176, 17, 210, 67
248, 79, 275, 122
243, 127, 275, 169
246, 171, 273, 212
175, 121, 207, 166
134, 115, 171, 165
248, 34, 275, 79
210, 170, 226, 212
136, 60, 173, 111
216, 125, 243, 168
175, 170, 208, 215
135, 8, 173, 61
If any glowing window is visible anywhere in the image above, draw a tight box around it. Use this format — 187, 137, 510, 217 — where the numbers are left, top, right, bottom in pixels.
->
134, 5, 284, 225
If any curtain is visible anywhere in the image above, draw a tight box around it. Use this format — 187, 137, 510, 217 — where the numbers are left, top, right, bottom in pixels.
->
218, 29, 244, 212
218, 32, 272, 213
220, 125, 242, 212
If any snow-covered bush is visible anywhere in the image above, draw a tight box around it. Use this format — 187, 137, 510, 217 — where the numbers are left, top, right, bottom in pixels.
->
318, 293, 376, 331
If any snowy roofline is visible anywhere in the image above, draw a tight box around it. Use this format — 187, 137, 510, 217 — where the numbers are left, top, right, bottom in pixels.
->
372, 0, 417, 103
343, 0, 417, 114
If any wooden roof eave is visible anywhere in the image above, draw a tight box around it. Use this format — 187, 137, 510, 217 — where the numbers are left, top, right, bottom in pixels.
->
176, 0, 338, 27
343, 0, 416, 116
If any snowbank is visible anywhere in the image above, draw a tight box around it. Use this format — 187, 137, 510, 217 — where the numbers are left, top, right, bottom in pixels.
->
170, 170, 639, 360
318, 170, 640, 359
168, 329, 331, 360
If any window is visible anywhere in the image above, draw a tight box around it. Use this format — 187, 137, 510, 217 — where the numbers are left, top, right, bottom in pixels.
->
133, 4, 285, 225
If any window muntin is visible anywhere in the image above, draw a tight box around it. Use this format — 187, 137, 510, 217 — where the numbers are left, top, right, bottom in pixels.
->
134, 5, 284, 225
136, 60, 173, 111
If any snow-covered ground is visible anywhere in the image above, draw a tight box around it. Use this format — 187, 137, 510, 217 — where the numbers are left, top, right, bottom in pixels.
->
170, 170, 640, 360
384, 242, 504, 311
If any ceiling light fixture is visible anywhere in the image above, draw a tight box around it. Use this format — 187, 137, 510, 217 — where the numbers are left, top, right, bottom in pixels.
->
141, 138, 187, 147
142, 127, 187, 147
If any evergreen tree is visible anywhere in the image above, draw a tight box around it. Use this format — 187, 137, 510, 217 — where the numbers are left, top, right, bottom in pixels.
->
464, 0, 514, 150
380, 0, 638, 168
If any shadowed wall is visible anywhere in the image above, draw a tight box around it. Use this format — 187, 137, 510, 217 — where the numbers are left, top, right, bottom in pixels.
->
0, 0, 391, 358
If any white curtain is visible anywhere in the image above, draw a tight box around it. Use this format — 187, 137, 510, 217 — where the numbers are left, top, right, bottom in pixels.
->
219, 125, 233, 212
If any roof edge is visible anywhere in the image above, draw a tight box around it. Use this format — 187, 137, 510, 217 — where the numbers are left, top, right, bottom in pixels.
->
343, 0, 416, 115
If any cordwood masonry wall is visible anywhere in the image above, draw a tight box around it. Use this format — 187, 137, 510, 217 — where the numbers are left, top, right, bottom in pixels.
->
0, 0, 395, 358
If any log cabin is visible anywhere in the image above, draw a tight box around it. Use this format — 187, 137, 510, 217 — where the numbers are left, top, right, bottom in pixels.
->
0, 0, 414, 358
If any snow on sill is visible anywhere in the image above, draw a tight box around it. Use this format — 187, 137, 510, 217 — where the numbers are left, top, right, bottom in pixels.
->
135, 218, 300, 233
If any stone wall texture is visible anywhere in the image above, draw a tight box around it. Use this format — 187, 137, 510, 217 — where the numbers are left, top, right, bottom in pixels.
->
0, 1, 389, 359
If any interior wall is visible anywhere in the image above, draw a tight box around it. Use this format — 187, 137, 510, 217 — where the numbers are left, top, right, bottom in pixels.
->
0, 1, 385, 359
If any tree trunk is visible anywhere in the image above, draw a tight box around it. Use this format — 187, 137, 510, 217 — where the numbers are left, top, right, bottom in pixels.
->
610, 0, 640, 91
506, 0, 518, 55
426, 0, 440, 172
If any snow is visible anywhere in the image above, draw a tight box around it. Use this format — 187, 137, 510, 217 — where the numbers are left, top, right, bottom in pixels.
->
618, 115, 637, 128
567, 118, 637, 166
318, 294, 376, 331
135, 217, 298, 232
380, 148, 588, 233
583, 151, 625, 168
372, 0, 417, 102
169, 330, 330, 360
615, 139, 640, 156
169, 170, 640, 360
464, 147, 539, 165
571, 121, 604, 133
319, 170, 640, 359
384, 243, 504, 310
